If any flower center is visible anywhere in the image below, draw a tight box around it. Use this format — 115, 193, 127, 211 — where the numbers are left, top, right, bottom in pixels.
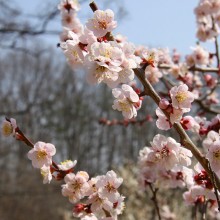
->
118, 100, 130, 112
175, 92, 188, 103
37, 150, 47, 160
214, 150, 220, 159
105, 182, 116, 192
160, 146, 169, 158
98, 21, 107, 30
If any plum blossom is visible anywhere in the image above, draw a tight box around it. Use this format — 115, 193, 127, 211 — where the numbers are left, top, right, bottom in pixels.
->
58, 0, 80, 12
145, 66, 162, 84
203, 130, 220, 149
86, 9, 117, 37
148, 135, 180, 170
41, 165, 52, 184
89, 41, 124, 72
2, 118, 17, 137
62, 171, 90, 203
190, 45, 209, 66
170, 84, 194, 111
180, 116, 197, 130
112, 84, 141, 119
206, 142, 220, 175
96, 170, 123, 203
156, 107, 184, 130
58, 159, 77, 171
155, 108, 171, 130
27, 142, 56, 169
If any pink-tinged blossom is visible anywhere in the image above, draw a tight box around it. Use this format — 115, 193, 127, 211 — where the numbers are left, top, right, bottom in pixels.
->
170, 84, 194, 111
149, 134, 192, 170
87, 193, 113, 217
89, 41, 124, 72
206, 142, 220, 175
178, 146, 192, 166
170, 108, 184, 124
156, 107, 183, 130
2, 118, 17, 137
190, 45, 210, 66
86, 9, 117, 37
58, 0, 80, 12
40, 165, 52, 184
96, 170, 123, 203
62, 171, 90, 203
58, 159, 77, 171
63, 36, 85, 67
61, 11, 83, 34
86, 62, 118, 87
148, 134, 180, 170
145, 66, 162, 84
112, 84, 141, 119
27, 142, 56, 169
120, 42, 141, 69
156, 108, 171, 131
183, 190, 199, 206
203, 130, 220, 149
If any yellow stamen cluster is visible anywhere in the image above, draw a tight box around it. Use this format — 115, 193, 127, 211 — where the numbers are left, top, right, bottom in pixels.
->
2, 121, 13, 137
118, 100, 130, 112
175, 92, 188, 103
37, 150, 47, 160
105, 182, 116, 192
214, 150, 220, 159
98, 21, 107, 30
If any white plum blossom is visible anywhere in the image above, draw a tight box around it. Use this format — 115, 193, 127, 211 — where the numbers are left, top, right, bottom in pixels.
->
203, 130, 220, 149
89, 41, 124, 72
170, 84, 194, 111
191, 45, 210, 66
58, 0, 80, 12
58, 159, 77, 171
2, 118, 17, 137
156, 107, 184, 130
112, 84, 141, 119
148, 134, 180, 170
156, 108, 171, 130
62, 171, 90, 203
96, 170, 123, 203
63, 35, 85, 67
148, 134, 192, 170
206, 142, 220, 175
40, 165, 52, 184
86, 9, 117, 37
145, 66, 162, 84
27, 142, 56, 169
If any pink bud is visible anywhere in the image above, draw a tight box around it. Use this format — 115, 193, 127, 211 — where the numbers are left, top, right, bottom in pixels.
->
159, 98, 170, 110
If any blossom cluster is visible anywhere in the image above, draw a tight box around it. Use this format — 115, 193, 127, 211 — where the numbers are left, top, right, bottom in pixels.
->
137, 134, 220, 216
137, 134, 193, 189
195, 0, 220, 42
2, 118, 124, 220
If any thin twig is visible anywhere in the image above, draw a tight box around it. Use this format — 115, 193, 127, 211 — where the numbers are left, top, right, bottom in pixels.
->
148, 184, 161, 220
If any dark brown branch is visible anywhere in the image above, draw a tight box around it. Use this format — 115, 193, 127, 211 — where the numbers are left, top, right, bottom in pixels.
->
89, 1, 98, 12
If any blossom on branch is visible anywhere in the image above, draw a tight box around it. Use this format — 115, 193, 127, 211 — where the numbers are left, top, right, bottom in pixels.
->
86, 9, 117, 37
112, 84, 141, 119
27, 141, 56, 169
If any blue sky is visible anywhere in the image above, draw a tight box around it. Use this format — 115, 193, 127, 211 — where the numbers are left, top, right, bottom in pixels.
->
15, 0, 215, 55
